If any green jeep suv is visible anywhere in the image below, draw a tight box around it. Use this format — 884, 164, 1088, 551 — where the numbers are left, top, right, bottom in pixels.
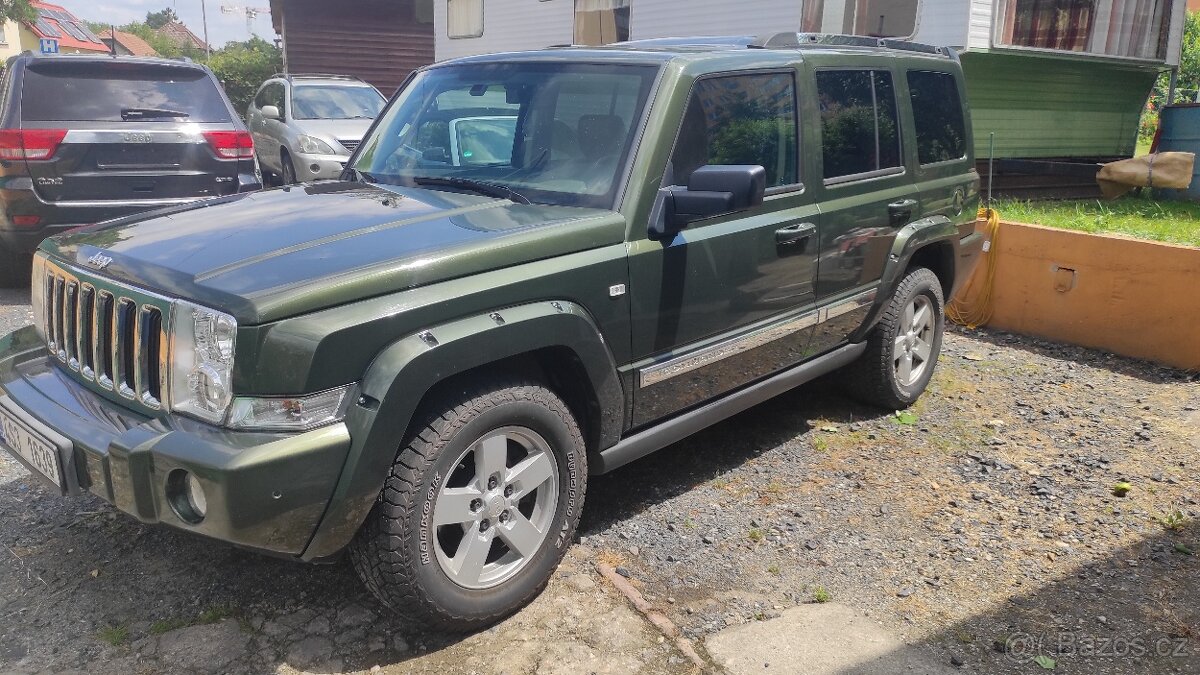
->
0, 34, 983, 629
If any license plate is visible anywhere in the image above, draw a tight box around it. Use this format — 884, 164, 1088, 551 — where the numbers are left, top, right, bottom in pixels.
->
0, 405, 62, 488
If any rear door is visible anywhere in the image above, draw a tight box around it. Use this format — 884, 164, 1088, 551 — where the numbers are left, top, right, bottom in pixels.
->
18, 59, 247, 219
804, 58, 919, 355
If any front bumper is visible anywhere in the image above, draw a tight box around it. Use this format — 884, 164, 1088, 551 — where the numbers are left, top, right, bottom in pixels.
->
0, 325, 351, 556
293, 152, 348, 182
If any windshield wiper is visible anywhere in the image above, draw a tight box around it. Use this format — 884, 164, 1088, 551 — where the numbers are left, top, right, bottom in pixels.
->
412, 176, 531, 205
350, 168, 380, 184
121, 107, 190, 120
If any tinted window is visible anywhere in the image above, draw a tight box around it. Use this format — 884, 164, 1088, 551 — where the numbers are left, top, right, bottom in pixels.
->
667, 72, 798, 189
21, 62, 231, 123
907, 71, 967, 164
816, 69, 902, 180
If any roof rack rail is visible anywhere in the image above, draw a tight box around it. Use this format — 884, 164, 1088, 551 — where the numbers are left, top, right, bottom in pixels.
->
270, 72, 365, 81
751, 32, 956, 59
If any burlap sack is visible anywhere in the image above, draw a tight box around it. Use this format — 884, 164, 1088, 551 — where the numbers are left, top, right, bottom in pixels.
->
1096, 152, 1196, 199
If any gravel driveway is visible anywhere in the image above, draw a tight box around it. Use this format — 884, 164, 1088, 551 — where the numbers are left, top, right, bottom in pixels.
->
1, 283, 1197, 674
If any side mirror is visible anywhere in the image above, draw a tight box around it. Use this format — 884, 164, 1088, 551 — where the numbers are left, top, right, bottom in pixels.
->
654, 165, 767, 238
261, 105, 282, 120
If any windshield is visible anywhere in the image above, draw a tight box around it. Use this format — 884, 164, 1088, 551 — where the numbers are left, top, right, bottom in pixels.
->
354, 62, 659, 208
292, 85, 386, 120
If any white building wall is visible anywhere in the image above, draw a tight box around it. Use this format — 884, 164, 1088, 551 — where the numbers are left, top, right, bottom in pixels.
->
967, 0, 994, 49
629, 0, 801, 40
435, 0, 574, 61
912, 0, 971, 47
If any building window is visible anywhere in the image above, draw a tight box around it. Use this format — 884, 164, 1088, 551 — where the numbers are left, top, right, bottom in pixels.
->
907, 71, 967, 165
667, 73, 798, 189
816, 69, 902, 181
574, 0, 630, 46
447, 0, 483, 38
995, 0, 1174, 61
801, 0, 919, 38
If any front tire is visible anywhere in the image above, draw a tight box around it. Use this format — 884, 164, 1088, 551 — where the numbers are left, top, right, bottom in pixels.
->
280, 150, 297, 184
843, 266, 945, 409
350, 377, 587, 631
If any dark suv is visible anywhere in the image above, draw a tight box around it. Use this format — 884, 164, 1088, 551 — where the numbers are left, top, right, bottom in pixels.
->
0, 34, 982, 630
0, 54, 261, 285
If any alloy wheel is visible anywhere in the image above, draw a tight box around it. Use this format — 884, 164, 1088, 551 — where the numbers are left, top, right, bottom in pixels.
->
431, 426, 560, 590
893, 295, 935, 387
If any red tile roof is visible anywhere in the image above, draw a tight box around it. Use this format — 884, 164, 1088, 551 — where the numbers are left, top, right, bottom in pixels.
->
155, 20, 208, 51
109, 30, 159, 57
26, 1, 109, 52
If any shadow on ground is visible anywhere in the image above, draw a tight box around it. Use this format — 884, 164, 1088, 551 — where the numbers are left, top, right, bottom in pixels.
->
884, 518, 1200, 675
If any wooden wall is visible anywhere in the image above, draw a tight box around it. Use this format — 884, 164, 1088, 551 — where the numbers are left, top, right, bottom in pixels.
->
279, 0, 434, 94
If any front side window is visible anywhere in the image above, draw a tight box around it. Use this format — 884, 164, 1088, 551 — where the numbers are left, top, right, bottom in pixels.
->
816, 69, 902, 181
907, 71, 967, 165
667, 72, 798, 189
355, 62, 658, 208
995, 0, 1174, 61
574, 0, 630, 45
291, 85, 386, 120
801, 0, 919, 38
447, 0, 483, 38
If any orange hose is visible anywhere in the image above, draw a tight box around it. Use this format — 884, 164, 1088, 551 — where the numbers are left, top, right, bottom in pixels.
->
946, 207, 1000, 329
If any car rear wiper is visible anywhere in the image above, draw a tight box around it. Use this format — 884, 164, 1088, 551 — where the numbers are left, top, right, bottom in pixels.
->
121, 107, 190, 120
412, 176, 531, 205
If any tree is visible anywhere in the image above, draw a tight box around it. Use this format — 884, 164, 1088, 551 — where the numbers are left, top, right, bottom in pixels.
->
145, 7, 179, 29
0, 0, 34, 23
205, 37, 283, 116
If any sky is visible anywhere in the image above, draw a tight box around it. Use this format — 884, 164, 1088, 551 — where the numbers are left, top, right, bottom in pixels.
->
53, 0, 277, 49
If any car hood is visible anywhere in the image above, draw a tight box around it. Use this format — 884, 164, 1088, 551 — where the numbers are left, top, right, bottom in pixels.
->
43, 182, 624, 324
292, 118, 375, 143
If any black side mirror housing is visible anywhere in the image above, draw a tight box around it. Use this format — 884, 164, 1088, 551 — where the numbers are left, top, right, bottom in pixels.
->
653, 165, 767, 239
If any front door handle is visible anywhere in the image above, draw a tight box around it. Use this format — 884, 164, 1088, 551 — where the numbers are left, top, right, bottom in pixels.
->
775, 222, 817, 248
887, 199, 919, 225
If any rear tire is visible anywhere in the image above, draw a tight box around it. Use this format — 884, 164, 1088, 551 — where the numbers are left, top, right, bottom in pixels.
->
350, 376, 587, 631
842, 266, 944, 409
0, 248, 30, 288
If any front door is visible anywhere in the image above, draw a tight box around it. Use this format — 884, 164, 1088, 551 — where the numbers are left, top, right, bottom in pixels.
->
805, 63, 918, 354
627, 69, 820, 427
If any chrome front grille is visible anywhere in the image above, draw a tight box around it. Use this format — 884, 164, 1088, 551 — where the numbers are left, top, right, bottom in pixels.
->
42, 262, 168, 410
339, 139, 360, 152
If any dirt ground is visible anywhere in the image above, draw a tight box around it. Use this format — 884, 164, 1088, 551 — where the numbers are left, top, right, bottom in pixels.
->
1, 284, 1197, 674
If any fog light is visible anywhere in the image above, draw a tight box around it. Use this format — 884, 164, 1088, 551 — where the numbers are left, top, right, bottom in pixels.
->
310, 163, 320, 173
167, 469, 208, 524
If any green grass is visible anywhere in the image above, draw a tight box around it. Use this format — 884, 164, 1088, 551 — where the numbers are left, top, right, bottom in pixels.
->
994, 195, 1200, 247
97, 624, 129, 646
1136, 136, 1153, 157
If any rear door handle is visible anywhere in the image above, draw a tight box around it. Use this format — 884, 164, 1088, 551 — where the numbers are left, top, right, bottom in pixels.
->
775, 222, 817, 248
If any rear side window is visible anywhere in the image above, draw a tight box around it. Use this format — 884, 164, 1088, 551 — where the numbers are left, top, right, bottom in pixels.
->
21, 62, 232, 123
667, 72, 798, 189
906, 70, 967, 165
815, 69, 902, 181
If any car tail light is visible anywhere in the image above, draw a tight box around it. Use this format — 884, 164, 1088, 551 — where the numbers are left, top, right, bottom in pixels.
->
0, 129, 68, 161
11, 215, 41, 227
202, 131, 254, 160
